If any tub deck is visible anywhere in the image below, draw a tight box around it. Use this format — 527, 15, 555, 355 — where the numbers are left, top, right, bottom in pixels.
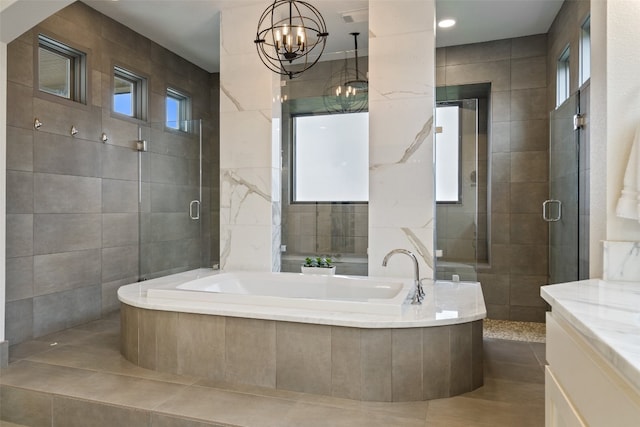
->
118, 269, 486, 328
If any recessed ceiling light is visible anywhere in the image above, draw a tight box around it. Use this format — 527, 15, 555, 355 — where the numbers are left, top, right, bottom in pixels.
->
438, 19, 456, 29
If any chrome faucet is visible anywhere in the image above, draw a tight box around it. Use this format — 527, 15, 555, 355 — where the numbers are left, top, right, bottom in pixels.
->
382, 249, 424, 304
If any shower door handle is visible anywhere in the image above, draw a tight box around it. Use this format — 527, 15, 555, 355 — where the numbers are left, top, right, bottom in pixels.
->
542, 200, 562, 222
189, 200, 200, 220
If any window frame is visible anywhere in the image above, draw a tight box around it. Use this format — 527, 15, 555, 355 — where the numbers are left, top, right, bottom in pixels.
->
113, 65, 148, 121
166, 87, 192, 132
37, 33, 87, 104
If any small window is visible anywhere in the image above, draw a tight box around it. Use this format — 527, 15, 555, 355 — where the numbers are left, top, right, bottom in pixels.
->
38, 34, 87, 103
166, 88, 191, 132
580, 16, 591, 86
293, 112, 369, 202
556, 46, 570, 107
435, 105, 460, 203
113, 66, 147, 120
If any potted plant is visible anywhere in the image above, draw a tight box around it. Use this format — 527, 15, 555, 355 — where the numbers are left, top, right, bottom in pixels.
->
301, 256, 336, 275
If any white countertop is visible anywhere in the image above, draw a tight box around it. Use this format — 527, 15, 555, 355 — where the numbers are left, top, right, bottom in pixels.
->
542, 279, 640, 392
119, 269, 486, 328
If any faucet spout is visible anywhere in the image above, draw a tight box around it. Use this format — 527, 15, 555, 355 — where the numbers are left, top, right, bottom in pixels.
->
381, 249, 424, 304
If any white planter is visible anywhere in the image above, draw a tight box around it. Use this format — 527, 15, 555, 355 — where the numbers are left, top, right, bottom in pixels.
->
301, 266, 336, 275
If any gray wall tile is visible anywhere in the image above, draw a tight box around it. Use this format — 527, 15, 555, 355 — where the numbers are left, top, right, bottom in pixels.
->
422, 326, 450, 399
360, 329, 392, 402
150, 153, 189, 185
449, 322, 472, 396
224, 317, 276, 388
6, 256, 34, 302
330, 326, 361, 400
391, 328, 423, 401
6, 170, 33, 213
511, 56, 547, 90
5, 298, 34, 344
102, 144, 138, 181
6, 125, 34, 172
34, 286, 101, 336
33, 131, 102, 177
511, 34, 547, 59
177, 313, 225, 379
102, 278, 134, 315
7, 39, 34, 86
511, 88, 548, 121
34, 249, 101, 296
34, 214, 102, 254
102, 245, 139, 283
276, 322, 332, 395
7, 214, 34, 258
511, 151, 548, 183
445, 39, 511, 65
7, 82, 33, 129
102, 213, 139, 248
102, 179, 138, 213
510, 120, 548, 152
34, 173, 101, 213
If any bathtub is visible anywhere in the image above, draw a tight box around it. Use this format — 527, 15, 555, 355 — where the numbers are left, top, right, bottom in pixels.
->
119, 269, 486, 402
146, 271, 412, 315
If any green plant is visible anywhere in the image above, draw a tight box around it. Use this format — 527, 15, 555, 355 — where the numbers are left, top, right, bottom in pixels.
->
303, 256, 333, 268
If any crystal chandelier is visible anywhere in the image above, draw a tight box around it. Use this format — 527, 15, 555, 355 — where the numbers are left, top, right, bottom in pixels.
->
254, 0, 329, 79
324, 32, 368, 114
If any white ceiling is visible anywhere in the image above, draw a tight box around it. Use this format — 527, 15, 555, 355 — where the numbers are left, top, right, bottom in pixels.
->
81, 0, 564, 73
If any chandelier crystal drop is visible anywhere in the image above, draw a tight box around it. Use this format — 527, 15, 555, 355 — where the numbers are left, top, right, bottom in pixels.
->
254, 0, 329, 79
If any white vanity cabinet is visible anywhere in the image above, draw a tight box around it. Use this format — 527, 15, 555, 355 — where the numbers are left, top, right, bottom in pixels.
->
542, 280, 640, 427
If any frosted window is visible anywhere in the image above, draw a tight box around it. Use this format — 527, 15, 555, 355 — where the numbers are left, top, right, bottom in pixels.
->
557, 46, 570, 107
580, 17, 591, 86
294, 113, 369, 202
435, 105, 460, 202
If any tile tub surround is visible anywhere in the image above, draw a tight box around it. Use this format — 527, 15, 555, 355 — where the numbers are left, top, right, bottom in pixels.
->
118, 269, 486, 402
541, 279, 640, 393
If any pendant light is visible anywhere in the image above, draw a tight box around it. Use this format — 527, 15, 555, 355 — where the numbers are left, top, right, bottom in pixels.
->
254, 0, 329, 79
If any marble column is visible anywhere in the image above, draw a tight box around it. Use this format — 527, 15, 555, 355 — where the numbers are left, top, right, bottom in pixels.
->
368, 1, 436, 279
219, 3, 281, 271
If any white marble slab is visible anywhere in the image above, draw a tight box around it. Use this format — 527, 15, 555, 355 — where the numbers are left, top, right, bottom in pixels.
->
603, 241, 640, 281
542, 279, 640, 393
118, 269, 485, 329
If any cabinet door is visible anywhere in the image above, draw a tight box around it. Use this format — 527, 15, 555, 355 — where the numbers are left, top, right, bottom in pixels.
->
545, 367, 586, 427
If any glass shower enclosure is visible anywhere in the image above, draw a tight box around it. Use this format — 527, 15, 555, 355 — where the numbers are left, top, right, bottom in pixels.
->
137, 119, 214, 280
435, 98, 481, 281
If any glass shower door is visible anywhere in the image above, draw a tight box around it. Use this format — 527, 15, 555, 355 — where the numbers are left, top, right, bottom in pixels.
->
138, 119, 208, 280
435, 99, 479, 281
547, 93, 580, 284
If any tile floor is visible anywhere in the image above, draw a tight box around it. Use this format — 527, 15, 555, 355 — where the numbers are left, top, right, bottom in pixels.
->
0, 312, 546, 427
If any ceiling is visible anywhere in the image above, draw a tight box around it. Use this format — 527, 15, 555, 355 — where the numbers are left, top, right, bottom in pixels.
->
81, 0, 564, 73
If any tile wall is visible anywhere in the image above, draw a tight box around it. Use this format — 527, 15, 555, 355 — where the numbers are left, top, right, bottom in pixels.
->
437, 35, 550, 321
5, 2, 218, 345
